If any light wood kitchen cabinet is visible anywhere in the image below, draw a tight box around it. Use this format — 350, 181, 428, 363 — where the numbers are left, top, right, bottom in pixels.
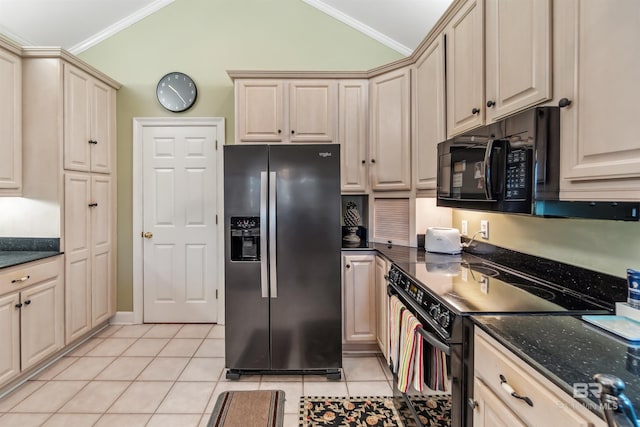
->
369, 68, 411, 191
0, 256, 64, 387
63, 63, 115, 174
446, 0, 484, 137
473, 328, 606, 427
0, 39, 22, 195
413, 35, 446, 192
554, 0, 640, 201
21, 49, 119, 345
375, 255, 390, 361
339, 80, 369, 193
446, 0, 551, 137
484, 0, 551, 122
234, 79, 337, 144
342, 253, 377, 344
64, 173, 115, 344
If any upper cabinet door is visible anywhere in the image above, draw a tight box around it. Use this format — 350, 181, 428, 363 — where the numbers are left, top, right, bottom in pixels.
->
369, 68, 412, 191
446, 0, 485, 137
90, 79, 115, 174
339, 80, 369, 192
414, 35, 446, 191
64, 64, 92, 172
485, 0, 551, 122
235, 80, 285, 142
0, 47, 22, 193
289, 80, 337, 143
555, 0, 640, 201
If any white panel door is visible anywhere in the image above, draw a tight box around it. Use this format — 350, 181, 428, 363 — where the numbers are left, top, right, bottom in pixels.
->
143, 124, 219, 322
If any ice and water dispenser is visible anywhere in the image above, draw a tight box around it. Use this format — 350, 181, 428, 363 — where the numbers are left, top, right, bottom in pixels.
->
229, 216, 261, 261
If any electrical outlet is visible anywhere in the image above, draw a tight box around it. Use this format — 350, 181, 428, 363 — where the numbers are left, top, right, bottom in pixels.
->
461, 220, 468, 236
480, 220, 489, 239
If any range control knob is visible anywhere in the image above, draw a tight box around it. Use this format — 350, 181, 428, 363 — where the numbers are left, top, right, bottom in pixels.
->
429, 303, 441, 319
438, 312, 451, 328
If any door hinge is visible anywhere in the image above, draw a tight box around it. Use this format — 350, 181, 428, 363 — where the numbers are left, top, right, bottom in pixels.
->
216, 214, 218, 224
215, 289, 218, 299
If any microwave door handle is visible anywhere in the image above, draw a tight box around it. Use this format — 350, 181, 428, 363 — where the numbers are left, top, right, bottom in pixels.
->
484, 139, 495, 200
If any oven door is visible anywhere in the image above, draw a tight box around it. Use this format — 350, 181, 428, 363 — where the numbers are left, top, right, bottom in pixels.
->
388, 282, 463, 427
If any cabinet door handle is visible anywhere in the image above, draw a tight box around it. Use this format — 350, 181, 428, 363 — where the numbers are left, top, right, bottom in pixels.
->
486, 100, 495, 108
558, 98, 572, 108
472, 108, 481, 115
23, 300, 31, 306
467, 398, 478, 409
15, 303, 22, 309
11, 275, 30, 284
88, 203, 98, 207
88, 140, 98, 144
500, 374, 534, 407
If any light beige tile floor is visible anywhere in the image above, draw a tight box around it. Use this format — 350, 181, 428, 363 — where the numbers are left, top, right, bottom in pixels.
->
0, 324, 393, 427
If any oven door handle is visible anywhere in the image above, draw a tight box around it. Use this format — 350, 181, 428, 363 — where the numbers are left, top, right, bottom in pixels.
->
416, 327, 451, 356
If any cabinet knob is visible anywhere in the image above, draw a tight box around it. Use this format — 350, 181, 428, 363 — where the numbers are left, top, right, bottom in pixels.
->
11, 275, 30, 284
472, 108, 481, 115
291, 130, 295, 134
88, 203, 98, 208
277, 129, 282, 134
558, 98, 572, 108
467, 398, 478, 410
24, 300, 31, 305
15, 303, 22, 309
361, 160, 366, 164
486, 100, 495, 108
371, 159, 376, 164
346, 264, 351, 269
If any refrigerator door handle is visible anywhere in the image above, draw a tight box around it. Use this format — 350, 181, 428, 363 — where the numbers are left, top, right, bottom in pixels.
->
269, 171, 278, 298
260, 171, 269, 298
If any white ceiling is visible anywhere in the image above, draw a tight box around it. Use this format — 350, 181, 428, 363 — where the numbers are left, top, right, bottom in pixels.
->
0, 0, 453, 55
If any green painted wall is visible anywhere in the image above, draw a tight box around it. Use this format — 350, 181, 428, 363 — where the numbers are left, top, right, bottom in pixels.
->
78, 0, 403, 311
451, 210, 640, 279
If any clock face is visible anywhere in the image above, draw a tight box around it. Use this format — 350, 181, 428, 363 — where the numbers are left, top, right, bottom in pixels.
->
156, 72, 197, 112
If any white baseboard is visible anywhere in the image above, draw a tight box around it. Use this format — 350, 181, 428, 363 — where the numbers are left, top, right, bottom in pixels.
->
110, 311, 137, 325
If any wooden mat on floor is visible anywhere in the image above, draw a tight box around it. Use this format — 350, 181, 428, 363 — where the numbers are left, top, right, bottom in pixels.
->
207, 390, 285, 427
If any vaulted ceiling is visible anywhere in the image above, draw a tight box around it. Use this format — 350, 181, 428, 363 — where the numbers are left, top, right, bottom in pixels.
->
0, 0, 453, 55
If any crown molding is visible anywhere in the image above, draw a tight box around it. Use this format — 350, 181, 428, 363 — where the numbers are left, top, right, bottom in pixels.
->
68, 0, 174, 54
301, 0, 413, 56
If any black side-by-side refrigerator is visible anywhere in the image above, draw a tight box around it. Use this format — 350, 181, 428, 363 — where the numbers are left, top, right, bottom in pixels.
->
223, 144, 342, 379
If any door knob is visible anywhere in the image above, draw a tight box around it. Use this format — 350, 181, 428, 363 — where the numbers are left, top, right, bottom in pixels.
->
142, 232, 153, 239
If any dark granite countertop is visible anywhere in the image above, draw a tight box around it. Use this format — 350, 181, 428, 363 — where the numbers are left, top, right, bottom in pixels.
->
473, 315, 640, 420
0, 238, 62, 269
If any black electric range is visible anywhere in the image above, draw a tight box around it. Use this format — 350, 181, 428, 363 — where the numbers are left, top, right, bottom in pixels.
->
387, 250, 613, 427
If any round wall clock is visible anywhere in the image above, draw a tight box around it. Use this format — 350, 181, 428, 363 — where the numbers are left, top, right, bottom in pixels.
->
156, 72, 197, 112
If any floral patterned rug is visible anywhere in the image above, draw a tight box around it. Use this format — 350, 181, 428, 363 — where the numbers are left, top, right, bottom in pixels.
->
299, 395, 451, 426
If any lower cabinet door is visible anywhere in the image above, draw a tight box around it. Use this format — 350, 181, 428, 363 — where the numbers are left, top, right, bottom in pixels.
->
343, 254, 377, 343
0, 292, 20, 386
20, 278, 64, 370
473, 378, 527, 427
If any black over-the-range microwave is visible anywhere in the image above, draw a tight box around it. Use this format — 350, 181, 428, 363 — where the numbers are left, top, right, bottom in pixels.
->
436, 106, 639, 221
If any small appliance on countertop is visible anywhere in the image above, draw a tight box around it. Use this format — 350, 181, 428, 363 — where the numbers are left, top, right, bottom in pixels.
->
425, 227, 462, 255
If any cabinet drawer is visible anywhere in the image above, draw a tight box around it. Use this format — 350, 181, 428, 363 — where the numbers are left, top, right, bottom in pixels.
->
474, 330, 597, 427
0, 256, 62, 295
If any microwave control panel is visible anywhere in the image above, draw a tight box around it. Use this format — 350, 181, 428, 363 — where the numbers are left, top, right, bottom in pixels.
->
505, 148, 531, 200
